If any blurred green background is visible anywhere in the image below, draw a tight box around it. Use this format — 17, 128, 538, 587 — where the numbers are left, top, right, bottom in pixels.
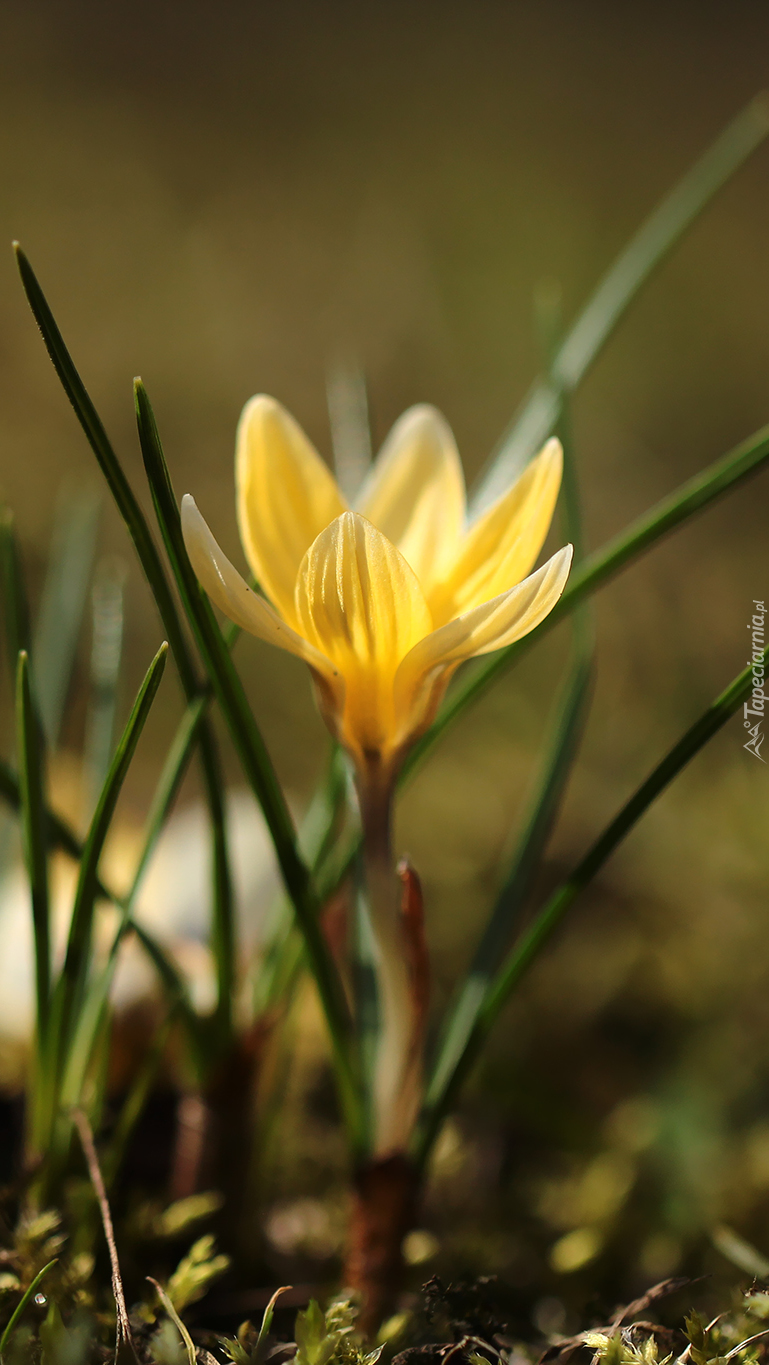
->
1, 0, 769, 1326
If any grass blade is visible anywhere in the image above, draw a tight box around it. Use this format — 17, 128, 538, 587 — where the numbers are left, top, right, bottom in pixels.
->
14, 246, 196, 683
474, 93, 769, 510
0, 1258, 58, 1358
424, 356, 595, 1162
134, 379, 363, 1146
410, 420, 769, 775
15, 652, 51, 1042
53, 642, 168, 1071
33, 484, 101, 749
14, 246, 237, 1057
0, 754, 200, 1034
147, 1278, 196, 1365
413, 644, 768, 1163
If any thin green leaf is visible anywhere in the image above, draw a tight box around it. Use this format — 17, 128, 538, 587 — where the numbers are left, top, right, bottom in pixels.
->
134, 379, 363, 1148
52, 642, 168, 1075
33, 484, 101, 749
474, 93, 769, 510
147, 1277, 196, 1365
409, 420, 769, 777
413, 644, 768, 1163
0, 1258, 58, 1359
0, 754, 199, 1039
426, 403, 594, 1140
15, 652, 51, 1041
15, 246, 237, 1058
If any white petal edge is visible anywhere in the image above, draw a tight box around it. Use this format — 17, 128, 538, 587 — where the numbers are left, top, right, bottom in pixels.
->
181, 494, 336, 679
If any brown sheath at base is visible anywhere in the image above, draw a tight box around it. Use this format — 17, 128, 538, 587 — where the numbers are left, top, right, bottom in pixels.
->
343, 1153, 420, 1336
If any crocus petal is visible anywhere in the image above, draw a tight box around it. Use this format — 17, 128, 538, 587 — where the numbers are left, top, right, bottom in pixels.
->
295, 511, 433, 761
236, 394, 347, 624
394, 544, 573, 744
431, 438, 563, 623
356, 404, 465, 593
181, 494, 337, 680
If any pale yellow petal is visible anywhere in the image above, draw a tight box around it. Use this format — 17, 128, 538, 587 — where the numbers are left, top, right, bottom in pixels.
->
432, 438, 563, 623
295, 511, 432, 761
236, 394, 347, 623
394, 545, 573, 743
181, 495, 336, 679
356, 404, 465, 592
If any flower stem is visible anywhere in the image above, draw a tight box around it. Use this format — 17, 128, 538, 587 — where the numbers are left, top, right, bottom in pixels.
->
357, 762, 419, 1156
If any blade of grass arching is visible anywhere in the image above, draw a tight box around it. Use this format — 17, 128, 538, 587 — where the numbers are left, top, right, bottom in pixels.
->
14, 247, 194, 679
32, 484, 101, 749
83, 557, 127, 821
413, 645, 768, 1165
0, 508, 31, 672
14, 247, 237, 1057
0, 753, 200, 1044
51, 642, 168, 1079
134, 380, 363, 1147
426, 385, 595, 1131
408, 420, 769, 778
61, 695, 214, 1107
15, 653, 51, 1043
473, 93, 769, 511
0, 1258, 59, 1357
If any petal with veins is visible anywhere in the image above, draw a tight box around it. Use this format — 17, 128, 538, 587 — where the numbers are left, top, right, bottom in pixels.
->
356, 405, 465, 593
395, 544, 573, 743
236, 394, 347, 623
295, 512, 432, 760
433, 438, 563, 622
181, 495, 336, 680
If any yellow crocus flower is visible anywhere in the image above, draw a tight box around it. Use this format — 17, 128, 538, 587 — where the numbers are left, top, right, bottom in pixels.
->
182, 395, 572, 1156
181, 397, 572, 782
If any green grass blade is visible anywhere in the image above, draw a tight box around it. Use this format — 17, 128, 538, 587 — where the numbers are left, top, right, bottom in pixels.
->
33, 484, 101, 749
0, 508, 31, 674
53, 642, 168, 1069
134, 379, 363, 1145
15, 652, 51, 1042
424, 362, 595, 1160
474, 93, 769, 510
409, 421, 769, 775
147, 1277, 196, 1365
413, 644, 768, 1164
127, 694, 207, 903
0, 1258, 58, 1358
14, 246, 237, 1057
14, 246, 197, 687
0, 754, 201, 1059
83, 557, 127, 819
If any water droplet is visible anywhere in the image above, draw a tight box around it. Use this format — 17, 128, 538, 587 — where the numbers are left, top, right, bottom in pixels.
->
34, 1294, 47, 1307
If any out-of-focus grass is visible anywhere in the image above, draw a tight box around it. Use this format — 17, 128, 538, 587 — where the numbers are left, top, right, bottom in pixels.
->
0, 0, 768, 1312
